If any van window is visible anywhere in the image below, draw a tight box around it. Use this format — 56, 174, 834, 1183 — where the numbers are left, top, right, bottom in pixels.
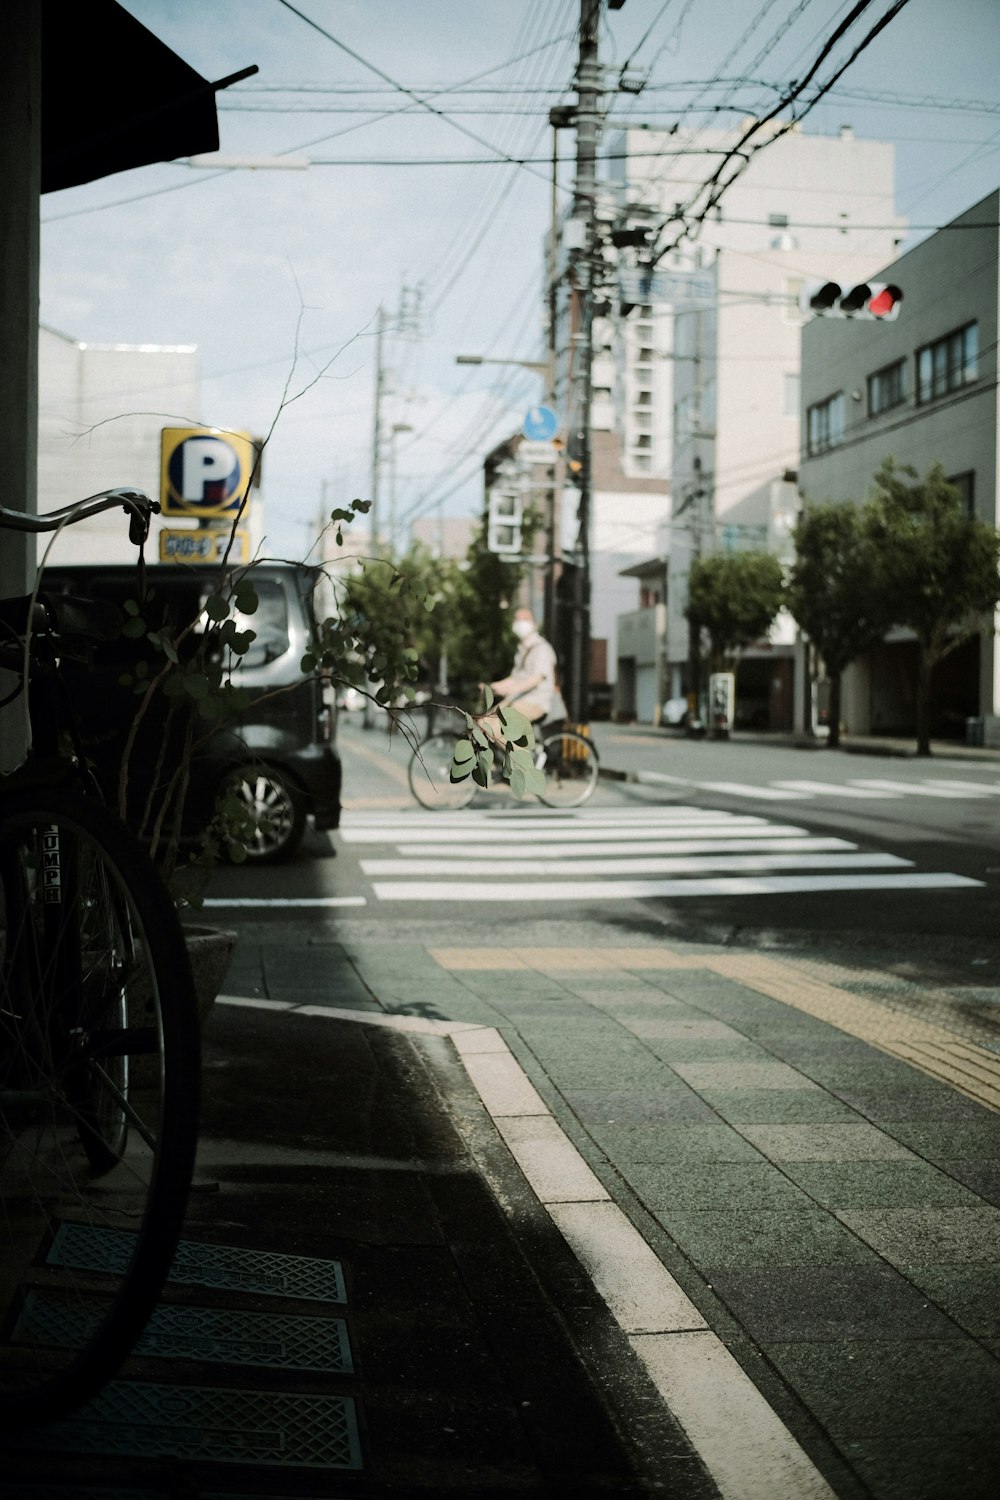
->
215, 578, 289, 668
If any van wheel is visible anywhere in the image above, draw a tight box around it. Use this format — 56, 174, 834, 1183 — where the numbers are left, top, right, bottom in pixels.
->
220, 768, 305, 864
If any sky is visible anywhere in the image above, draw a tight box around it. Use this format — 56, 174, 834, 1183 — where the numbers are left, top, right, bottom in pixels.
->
39, 0, 1000, 561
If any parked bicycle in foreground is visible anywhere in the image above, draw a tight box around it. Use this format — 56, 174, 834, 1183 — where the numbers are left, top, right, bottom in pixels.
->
0, 489, 200, 1428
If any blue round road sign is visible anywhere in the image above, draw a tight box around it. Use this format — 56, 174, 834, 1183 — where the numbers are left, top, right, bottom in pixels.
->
522, 404, 559, 442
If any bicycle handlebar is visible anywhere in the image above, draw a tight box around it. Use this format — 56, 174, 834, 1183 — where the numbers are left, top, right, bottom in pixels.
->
0, 487, 159, 545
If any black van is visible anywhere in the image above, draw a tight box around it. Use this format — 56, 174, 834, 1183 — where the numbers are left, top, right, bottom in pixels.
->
42, 561, 342, 863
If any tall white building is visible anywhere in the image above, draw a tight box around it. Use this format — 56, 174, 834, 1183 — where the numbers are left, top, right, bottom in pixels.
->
600, 120, 907, 722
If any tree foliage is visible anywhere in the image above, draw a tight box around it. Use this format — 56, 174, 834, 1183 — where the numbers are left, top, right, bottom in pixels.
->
787, 501, 889, 747
864, 459, 1000, 754
685, 550, 785, 672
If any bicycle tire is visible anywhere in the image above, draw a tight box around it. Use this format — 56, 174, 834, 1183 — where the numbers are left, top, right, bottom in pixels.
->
0, 786, 200, 1428
536, 729, 600, 809
408, 733, 478, 810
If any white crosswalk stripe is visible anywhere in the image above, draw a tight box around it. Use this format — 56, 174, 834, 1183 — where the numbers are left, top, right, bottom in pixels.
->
338, 806, 983, 904
646, 776, 1000, 803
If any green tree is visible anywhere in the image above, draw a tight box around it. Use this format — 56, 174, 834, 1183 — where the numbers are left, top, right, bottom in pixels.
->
439, 508, 543, 692
787, 501, 889, 749
863, 459, 1000, 756
685, 550, 785, 674
337, 539, 454, 704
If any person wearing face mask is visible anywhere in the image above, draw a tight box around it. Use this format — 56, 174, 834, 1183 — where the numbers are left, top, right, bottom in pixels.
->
487, 606, 560, 728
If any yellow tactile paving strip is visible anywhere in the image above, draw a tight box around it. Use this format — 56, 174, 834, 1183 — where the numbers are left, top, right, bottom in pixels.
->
428, 946, 1000, 1114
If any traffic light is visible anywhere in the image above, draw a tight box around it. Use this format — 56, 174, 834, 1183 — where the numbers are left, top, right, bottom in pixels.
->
487, 488, 522, 554
800, 280, 902, 321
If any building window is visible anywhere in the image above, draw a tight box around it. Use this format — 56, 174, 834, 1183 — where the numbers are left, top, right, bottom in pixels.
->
948, 470, 975, 516
867, 359, 906, 417
783, 372, 799, 418
637, 347, 655, 364
768, 212, 789, 228
917, 323, 978, 403
632, 454, 651, 473
806, 393, 844, 455
635, 389, 652, 406
634, 433, 652, 449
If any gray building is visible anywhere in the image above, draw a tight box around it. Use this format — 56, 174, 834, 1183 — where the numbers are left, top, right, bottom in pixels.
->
798, 188, 1000, 745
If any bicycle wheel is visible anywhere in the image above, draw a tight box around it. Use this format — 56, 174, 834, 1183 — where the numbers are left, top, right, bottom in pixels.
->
0, 787, 200, 1428
408, 733, 478, 810
536, 729, 600, 809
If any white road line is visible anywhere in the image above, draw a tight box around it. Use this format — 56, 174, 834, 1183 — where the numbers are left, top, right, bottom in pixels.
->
693, 781, 815, 800
202, 896, 368, 908
394, 836, 856, 858
772, 779, 902, 799
849, 778, 985, 798
339, 819, 803, 845
371, 872, 982, 902
360, 852, 910, 877
923, 786, 1000, 798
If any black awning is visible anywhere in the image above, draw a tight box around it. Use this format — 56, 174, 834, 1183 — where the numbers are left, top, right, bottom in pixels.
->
41, 0, 256, 194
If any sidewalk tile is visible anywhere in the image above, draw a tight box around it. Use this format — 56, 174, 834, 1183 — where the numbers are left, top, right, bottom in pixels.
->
625, 1161, 814, 1212
739, 1123, 917, 1161
595, 1121, 764, 1164
780, 1160, 983, 1209
878, 1119, 1000, 1157
942, 1161, 1000, 1205
701, 1088, 860, 1124
618, 1016, 744, 1041
655, 1209, 880, 1268
842, 1433, 1000, 1500
562, 1086, 722, 1126
836, 1205, 1000, 1263
672, 1059, 819, 1090
833, 1084, 991, 1120
905, 1265, 1000, 1337
763, 1339, 1000, 1434
706, 1265, 966, 1341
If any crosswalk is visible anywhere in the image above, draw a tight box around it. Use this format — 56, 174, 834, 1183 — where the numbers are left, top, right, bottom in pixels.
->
338, 806, 983, 904
635, 772, 1000, 802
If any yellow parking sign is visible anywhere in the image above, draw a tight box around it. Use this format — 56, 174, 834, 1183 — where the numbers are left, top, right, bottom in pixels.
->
160, 427, 257, 519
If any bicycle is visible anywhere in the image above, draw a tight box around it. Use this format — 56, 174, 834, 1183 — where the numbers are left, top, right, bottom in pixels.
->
0, 489, 200, 1428
407, 718, 600, 811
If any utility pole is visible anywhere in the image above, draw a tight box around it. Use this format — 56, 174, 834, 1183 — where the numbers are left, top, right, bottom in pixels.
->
370, 304, 386, 551
565, 0, 602, 725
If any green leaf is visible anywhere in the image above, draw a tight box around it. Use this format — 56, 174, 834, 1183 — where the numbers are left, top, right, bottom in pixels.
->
121, 616, 146, 638
301, 652, 317, 674
204, 592, 230, 623
183, 673, 210, 700
498, 705, 531, 744
509, 764, 526, 799
234, 583, 258, 614
482, 684, 495, 709
123, 598, 141, 617
451, 738, 475, 767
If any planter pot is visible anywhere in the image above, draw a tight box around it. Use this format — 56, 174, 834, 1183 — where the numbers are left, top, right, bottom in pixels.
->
183, 924, 238, 1024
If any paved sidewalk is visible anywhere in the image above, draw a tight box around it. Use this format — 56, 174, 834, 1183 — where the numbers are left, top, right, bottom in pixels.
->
6, 929, 1000, 1498
256, 931, 1000, 1500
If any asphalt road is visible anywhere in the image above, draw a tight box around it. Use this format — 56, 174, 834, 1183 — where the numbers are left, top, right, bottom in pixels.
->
199, 713, 1000, 966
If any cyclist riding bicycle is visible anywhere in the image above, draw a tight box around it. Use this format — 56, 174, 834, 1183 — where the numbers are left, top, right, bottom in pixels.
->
485, 606, 563, 739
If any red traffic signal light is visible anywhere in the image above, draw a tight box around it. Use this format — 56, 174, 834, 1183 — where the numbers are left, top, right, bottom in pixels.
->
800, 281, 902, 321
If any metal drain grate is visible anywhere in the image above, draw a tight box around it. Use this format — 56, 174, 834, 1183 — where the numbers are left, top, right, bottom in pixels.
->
14, 1292, 353, 1372
9, 1381, 362, 1469
46, 1225, 347, 1303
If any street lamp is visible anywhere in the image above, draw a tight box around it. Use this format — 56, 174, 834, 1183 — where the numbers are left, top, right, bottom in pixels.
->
455, 354, 549, 376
